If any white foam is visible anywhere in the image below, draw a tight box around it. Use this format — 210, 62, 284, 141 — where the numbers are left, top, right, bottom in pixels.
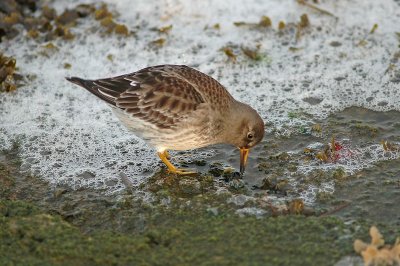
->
0, 0, 399, 197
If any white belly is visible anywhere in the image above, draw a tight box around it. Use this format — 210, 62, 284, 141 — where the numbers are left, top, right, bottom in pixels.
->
111, 108, 215, 151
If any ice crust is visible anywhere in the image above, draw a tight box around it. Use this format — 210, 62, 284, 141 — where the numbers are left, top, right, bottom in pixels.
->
1, 0, 400, 198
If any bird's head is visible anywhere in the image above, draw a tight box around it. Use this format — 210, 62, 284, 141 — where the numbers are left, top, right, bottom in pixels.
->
224, 101, 265, 174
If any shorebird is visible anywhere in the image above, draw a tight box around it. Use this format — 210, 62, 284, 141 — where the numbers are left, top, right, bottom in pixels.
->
66, 65, 264, 175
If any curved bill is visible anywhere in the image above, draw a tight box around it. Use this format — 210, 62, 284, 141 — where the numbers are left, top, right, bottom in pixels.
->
239, 148, 250, 175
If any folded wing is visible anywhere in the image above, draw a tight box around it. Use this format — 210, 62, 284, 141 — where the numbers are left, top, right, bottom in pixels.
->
66, 65, 206, 129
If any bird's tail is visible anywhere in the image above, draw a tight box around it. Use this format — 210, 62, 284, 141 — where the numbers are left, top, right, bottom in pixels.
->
65, 77, 116, 106
65, 77, 90, 88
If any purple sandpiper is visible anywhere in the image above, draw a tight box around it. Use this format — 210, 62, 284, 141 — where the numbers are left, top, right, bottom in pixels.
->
66, 65, 264, 175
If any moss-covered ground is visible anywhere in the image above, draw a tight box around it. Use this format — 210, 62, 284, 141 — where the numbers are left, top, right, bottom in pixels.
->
0, 199, 358, 266
1, 151, 400, 266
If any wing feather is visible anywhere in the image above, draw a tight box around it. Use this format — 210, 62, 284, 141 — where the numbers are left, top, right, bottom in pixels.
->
68, 65, 209, 129
68, 65, 231, 128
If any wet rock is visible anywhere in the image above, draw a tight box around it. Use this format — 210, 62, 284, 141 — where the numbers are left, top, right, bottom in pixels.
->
222, 170, 241, 182
255, 175, 292, 195
208, 162, 224, 177
228, 179, 245, 190
179, 179, 201, 195
221, 170, 244, 189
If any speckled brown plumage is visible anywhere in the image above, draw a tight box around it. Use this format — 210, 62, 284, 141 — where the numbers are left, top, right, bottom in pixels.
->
66, 64, 265, 174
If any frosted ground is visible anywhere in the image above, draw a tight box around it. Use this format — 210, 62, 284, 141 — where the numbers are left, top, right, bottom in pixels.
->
1, 0, 400, 204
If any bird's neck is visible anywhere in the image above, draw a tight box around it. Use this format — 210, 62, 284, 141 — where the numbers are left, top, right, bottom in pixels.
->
214, 100, 246, 146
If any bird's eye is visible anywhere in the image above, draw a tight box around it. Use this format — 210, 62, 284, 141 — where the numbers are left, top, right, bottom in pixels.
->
247, 133, 254, 140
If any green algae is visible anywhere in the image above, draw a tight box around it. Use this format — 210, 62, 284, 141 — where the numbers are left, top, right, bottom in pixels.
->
0, 199, 363, 266
0, 163, 15, 198
351, 123, 379, 138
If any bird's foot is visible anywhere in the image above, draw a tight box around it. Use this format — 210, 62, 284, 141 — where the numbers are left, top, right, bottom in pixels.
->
158, 151, 197, 176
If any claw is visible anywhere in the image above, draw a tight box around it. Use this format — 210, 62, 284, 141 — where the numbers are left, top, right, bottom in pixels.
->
170, 168, 197, 175
158, 150, 197, 175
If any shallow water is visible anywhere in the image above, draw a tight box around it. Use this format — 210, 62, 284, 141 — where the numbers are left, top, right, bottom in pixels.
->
185, 107, 400, 208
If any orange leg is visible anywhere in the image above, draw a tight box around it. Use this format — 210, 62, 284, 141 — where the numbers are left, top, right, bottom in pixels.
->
157, 150, 197, 175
